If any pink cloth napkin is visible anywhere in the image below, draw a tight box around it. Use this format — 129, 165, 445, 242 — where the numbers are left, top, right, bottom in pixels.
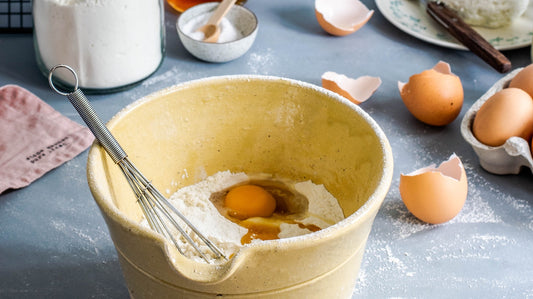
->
0, 85, 94, 194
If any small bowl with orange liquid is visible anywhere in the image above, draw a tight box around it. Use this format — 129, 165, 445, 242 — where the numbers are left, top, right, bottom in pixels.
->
167, 0, 246, 13
87, 75, 393, 298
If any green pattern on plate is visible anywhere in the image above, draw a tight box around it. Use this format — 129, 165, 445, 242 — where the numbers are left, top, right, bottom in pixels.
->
376, 0, 533, 50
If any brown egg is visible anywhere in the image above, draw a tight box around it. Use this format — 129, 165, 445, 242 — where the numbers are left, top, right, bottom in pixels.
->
315, 0, 373, 36
398, 61, 464, 126
400, 154, 468, 224
509, 64, 533, 98
472, 88, 533, 147
321, 71, 381, 105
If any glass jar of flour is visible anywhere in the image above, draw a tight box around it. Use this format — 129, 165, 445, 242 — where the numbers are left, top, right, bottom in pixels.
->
33, 0, 165, 93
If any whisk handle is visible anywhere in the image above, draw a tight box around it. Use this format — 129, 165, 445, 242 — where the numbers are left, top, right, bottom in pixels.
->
66, 89, 127, 163
48, 65, 126, 163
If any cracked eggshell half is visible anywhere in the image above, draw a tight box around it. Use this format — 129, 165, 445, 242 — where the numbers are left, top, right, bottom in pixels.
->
399, 154, 468, 224
398, 61, 464, 126
321, 71, 381, 105
315, 0, 373, 36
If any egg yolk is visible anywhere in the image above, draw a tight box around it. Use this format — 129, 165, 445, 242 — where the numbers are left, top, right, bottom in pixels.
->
225, 184, 276, 220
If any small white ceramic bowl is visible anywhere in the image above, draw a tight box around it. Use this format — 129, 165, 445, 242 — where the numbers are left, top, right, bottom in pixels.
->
461, 68, 533, 175
177, 3, 258, 63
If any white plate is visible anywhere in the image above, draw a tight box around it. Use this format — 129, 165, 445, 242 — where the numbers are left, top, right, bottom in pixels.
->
375, 0, 533, 50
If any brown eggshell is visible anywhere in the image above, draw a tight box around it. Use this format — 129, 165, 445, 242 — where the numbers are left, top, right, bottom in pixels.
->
509, 63, 533, 98
400, 154, 468, 224
472, 87, 533, 147
315, 0, 373, 36
398, 61, 464, 126
321, 71, 381, 104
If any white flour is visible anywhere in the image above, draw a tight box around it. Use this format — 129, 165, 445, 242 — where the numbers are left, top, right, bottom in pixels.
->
33, 0, 163, 89
181, 12, 243, 43
143, 171, 344, 262
435, 0, 529, 28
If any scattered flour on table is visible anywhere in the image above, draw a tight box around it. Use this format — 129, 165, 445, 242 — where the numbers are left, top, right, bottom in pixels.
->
354, 152, 532, 295
141, 67, 180, 88
246, 48, 275, 75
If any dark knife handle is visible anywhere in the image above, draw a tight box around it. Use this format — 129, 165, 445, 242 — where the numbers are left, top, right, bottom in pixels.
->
427, 1, 511, 73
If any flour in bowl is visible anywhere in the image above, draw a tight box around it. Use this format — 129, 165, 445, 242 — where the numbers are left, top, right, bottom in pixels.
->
141, 171, 345, 262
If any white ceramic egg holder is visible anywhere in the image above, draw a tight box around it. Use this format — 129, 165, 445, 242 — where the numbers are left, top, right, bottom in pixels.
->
461, 67, 533, 175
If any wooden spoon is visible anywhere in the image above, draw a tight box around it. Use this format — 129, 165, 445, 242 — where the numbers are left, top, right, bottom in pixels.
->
197, 0, 237, 43
426, 2, 511, 73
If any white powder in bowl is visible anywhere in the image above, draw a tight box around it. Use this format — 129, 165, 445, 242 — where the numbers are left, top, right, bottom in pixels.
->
33, 0, 163, 89
180, 12, 243, 43
141, 171, 344, 262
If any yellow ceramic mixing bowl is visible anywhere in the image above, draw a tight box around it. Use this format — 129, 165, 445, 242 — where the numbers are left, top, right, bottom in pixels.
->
87, 75, 393, 298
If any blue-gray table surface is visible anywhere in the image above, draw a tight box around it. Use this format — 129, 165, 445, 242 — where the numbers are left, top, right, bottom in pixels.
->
1, 1, 532, 298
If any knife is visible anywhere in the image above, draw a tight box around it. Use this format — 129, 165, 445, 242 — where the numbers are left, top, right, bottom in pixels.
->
426, 1, 512, 73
